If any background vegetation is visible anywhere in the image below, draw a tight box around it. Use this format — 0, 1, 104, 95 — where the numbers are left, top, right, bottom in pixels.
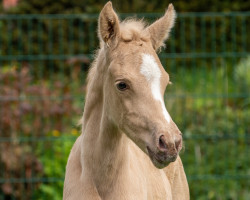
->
2, 0, 250, 13
0, 0, 249, 199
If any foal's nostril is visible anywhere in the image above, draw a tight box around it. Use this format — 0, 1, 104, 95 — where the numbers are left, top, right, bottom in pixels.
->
159, 135, 167, 150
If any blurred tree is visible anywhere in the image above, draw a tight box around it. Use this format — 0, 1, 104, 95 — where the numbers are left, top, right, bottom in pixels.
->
0, 0, 249, 68
2, 0, 250, 14
3, 0, 19, 10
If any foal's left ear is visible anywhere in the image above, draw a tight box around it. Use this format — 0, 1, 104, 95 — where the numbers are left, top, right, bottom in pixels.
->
98, 1, 120, 47
146, 4, 176, 51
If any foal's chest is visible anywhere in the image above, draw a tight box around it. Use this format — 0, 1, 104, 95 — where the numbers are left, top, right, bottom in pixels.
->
100, 175, 172, 200
98, 158, 172, 200
145, 168, 173, 200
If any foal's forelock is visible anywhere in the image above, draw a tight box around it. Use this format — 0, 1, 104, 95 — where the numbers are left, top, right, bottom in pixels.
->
119, 20, 149, 42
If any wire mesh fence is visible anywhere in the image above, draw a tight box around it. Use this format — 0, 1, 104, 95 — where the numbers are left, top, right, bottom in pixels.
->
0, 12, 249, 199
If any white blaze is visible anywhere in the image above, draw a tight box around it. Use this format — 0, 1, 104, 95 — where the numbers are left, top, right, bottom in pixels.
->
140, 54, 171, 123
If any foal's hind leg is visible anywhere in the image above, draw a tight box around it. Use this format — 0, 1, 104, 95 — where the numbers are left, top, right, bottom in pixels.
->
164, 156, 190, 200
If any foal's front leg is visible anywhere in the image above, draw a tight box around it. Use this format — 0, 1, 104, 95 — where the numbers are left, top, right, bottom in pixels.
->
63, 137, 102, 200
77, 177, 102, 200
64, 180, 101, 200
64, 161, 102, 200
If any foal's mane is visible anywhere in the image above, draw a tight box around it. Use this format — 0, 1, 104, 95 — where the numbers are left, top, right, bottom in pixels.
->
119, 19, 149, 42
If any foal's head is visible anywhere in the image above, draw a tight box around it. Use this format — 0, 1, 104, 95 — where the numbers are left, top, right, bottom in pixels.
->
98, 2, 181, 169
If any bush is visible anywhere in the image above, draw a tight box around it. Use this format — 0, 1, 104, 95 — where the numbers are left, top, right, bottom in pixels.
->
34, 134, 78, 200
164, 60, 250, 199
235, 56, 250, 108
0, 64, 83, 199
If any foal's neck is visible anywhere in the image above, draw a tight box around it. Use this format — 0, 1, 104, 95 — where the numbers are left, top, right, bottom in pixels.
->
97, 116, 129, 171
82, 51, 129, 185
83, 101, 129, 189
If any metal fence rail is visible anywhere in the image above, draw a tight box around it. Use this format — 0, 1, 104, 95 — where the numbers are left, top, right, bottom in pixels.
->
0, 12, 249, 199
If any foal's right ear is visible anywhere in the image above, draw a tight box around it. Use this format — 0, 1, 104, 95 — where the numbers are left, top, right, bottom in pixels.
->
98, 1, 120, 48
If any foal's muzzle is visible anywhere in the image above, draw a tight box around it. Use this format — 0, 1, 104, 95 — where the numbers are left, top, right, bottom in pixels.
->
147, 134, 182, 169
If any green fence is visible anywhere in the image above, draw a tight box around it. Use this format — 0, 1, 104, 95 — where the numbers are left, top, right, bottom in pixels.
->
0, 12, 249, 200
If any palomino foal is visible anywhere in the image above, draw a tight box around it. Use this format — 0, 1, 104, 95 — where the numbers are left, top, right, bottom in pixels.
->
63, 2, 189, 200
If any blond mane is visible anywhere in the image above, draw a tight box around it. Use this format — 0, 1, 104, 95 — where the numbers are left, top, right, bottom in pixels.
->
120, 19, 150, 42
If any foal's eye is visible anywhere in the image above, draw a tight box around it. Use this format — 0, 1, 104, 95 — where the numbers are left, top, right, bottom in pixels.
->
116, 82, 128, 91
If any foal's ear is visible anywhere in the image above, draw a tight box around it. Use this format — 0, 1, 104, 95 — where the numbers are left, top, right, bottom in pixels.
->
98, 1, 120, 47
146, 4, 176, 51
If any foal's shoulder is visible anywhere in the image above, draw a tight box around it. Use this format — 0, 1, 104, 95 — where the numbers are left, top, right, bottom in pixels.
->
163, 156, 181, 184
163, 157, 190, 200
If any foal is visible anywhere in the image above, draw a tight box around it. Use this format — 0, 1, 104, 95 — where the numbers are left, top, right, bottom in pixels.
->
63, 2, 189, 200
